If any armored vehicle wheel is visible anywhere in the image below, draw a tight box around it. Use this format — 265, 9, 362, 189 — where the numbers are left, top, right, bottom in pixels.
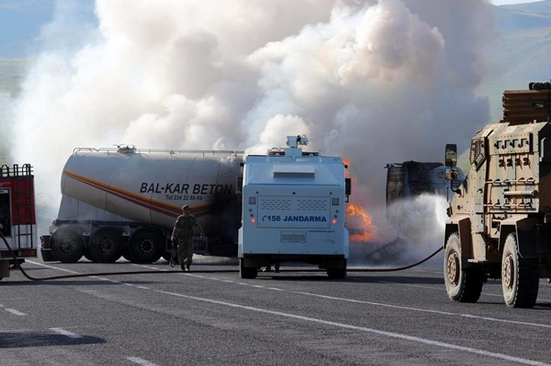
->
129, 230, 163, 264
239, 259, 257, 279
51, 228, 84, 263
501, 233, 539, 308
444, 232, 484, 303
90, 229, 122, 263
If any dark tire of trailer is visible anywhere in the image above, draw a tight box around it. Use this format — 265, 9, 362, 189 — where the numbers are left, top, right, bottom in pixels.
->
88, 228, 123, 263
50, 227, 84, 263
126, 229, 163, 264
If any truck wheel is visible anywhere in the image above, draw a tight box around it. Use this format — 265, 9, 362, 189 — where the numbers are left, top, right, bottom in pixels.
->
129, 230, 163, 264
121, 245, 136, 262
90, 230, 122, 263
444, 232, 484, 303
327, 259, 347, 279
51, 228, 84, 263
501, 233, 539, 308
83, 247, 98, 262
240, 259, 257, 279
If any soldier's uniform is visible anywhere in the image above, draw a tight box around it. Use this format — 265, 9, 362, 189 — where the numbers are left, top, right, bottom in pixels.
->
172, 209, 201, 271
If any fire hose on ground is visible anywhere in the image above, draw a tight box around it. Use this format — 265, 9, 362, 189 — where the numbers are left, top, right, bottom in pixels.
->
1, 230, 443, 282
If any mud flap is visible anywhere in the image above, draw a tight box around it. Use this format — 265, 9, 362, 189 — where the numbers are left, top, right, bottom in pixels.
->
514, 217, 550, 258
458, 217, 472, 260
0, 261, 9, 278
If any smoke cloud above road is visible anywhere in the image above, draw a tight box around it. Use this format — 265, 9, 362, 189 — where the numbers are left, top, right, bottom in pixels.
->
9, 0, 493, 243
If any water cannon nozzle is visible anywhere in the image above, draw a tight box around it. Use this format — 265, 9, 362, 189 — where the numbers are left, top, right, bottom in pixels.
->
286, 134, 309, 148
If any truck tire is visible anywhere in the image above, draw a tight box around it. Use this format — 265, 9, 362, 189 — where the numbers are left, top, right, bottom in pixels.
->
50, 228, 84, 263
501, 233, 539, 308
89, 229, 122, 263
327, 259, 347, 279
83, 247, 98, 262
444, 232, 484, 303
239, 259, 257, 279
121, 245, 136, 262
128, 230, 163, 264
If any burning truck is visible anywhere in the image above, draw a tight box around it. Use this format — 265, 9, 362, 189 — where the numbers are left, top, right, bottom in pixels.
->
386, 161, 465, 208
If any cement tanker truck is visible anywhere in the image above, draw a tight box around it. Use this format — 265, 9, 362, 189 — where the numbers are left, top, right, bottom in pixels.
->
443, 81, 551, 308
41, 146, 243, 263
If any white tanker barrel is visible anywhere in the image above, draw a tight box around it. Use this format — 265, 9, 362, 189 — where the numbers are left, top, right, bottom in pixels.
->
60, 147, 243, 256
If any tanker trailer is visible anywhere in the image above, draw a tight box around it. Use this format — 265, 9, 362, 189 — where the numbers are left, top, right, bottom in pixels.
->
443, 81, 551, 308
41, 146, 243, 263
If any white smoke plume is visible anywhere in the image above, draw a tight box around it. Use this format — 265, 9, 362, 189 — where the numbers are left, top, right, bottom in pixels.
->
349, 194, 448, 267
9, 0, 494, 247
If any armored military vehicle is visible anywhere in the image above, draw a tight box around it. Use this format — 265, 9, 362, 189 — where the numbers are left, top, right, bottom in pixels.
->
443, 81, 551, 308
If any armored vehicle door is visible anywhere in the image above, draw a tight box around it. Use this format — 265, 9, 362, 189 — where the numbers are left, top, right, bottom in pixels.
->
469, 133, 489, 260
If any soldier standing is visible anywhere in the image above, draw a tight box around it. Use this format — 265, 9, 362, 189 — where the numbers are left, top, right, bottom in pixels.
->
171, 205, 204, 272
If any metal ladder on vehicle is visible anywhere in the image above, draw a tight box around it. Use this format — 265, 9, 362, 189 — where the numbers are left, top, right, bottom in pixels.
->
5, 164, 35, 251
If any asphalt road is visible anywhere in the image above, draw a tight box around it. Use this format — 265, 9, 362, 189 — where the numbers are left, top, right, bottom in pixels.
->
1, 257, 551, 366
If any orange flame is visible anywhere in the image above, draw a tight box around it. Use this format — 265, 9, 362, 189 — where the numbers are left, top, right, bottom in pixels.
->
346, 203, 377, 242
342, 157, 377, 242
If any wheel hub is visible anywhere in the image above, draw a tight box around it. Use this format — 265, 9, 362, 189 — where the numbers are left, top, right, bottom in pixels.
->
502, 253, 514, 290
140, 239, 154, 254
447, 251, 460, 286
100, 238, 114, 253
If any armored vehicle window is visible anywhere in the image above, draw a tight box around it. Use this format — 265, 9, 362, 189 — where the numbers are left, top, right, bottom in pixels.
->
470, 138, 485, 168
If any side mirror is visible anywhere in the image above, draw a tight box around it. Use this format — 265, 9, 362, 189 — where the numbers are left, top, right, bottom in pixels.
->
445, 144, 457, 167
345, 178, 351, 202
